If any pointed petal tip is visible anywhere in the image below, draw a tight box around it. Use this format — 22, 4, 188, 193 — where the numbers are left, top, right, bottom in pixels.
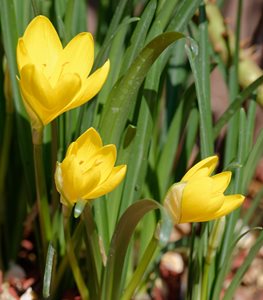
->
76, 31, 94, 42
181, 155, 219, 182
204, 155, 219, 164
30, 15, 52, 25
104, 59, 110, 72
86, 127, 98, 135
119, 164, 127, 176
77, 127, 101, 143
24, 15, 54, 35
211, 171, 232, 194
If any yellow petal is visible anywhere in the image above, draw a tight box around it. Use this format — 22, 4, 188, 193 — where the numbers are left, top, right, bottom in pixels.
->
75, 128, 103, 160
180, 177, 223, 223
48, 72, 82, 120
211, 171, 231, 195
84, 165, 127, 199
66, 60, 110, 110
19, 64, 53, 125
181, 156, 218, 182
181, 195, 225, 222
54, 162, 63, 194
164, 182, 186, 224
52, 72, 81, 110
20, 64, 81, 125
54, 162, 72, 207
184, 194, 244, 222
60, 155, 81, 202
61, 154, 101, 203
17, 39, 31, 72
61, 32, 94, 79
212, 194, 245, 219
78, 167, 101, 199
85, 144, 117, 183
19, 16, 62, 73
65, 142, 78, 156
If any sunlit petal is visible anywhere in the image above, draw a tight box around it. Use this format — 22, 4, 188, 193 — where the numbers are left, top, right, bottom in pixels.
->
181, 156, 218, 181
19, 64, 54, 125
17, 16, 109, 127
21, 15, 62, 73
181, 177, 223, 222
65, 142, 78, 156
164, 156, 244, 224
55, 128, 126, 207
211, 171, 231, 195
212, 194, 245, 218
44, 73, 82, 123
84, 144, 117, 182
61, 32, 94, 78
67, 60, 110, 110
17, 39, 31, 72
60, 154, 101, 203
75, 128, 103, 160
84, 165, 127, 199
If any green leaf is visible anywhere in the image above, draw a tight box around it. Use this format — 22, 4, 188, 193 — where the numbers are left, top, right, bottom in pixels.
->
242, 128, 263, 191
118, 45, 163, 216
212, 227, 263, 300
43, 243, 56, 298
119, 0, 157, 76
0, 0, 35, 203
167, 0, 202, 32
214, 76, 263, 138
185, 32, 213, 157
242, 187, 263, 227
94, 0, 131, 68
82, 205, 103, 300
223, 230, 263, 300
99, 31, 184, 146
101, 199, 168, 300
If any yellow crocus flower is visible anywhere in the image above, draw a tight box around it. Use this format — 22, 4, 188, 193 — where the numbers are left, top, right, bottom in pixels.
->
17, 15, 109, 128
164, 156, 244, 223
55, 127, 127, 206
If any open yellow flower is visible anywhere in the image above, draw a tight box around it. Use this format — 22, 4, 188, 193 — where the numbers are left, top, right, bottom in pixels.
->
17, 15, 109, 128
164, 156, 245, 223
55, 127, 127, 206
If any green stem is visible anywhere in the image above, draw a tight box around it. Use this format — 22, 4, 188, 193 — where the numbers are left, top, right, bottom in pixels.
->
32, 127, 52, 253
121, 234, 159, 300
82, 205, 102, 297
201, 217, 226, 300
52, 221, 83, 296
63, 208, 90, 300
51, 120, 59, 211
201, 263, 210, 300
187, 223, 196, 300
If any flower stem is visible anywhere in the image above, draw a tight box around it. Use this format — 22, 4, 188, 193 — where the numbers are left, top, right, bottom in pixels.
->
52, 220, 83, 296
32, 127, 52, 253
121, 234, 159, 300
51, 120, 59, 211
63, 207, 90, 300
201, 217, 226, 300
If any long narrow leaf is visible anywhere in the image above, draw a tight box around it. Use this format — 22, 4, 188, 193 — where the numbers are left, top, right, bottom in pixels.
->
101, 199, 166, 300
99, 31, 184, 146
223, 230, 263, 300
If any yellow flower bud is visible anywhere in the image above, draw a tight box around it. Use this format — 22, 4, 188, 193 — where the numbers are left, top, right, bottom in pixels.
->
164, 156, 244, 224
55, 127, 127, 206
16, 15, 110, 129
